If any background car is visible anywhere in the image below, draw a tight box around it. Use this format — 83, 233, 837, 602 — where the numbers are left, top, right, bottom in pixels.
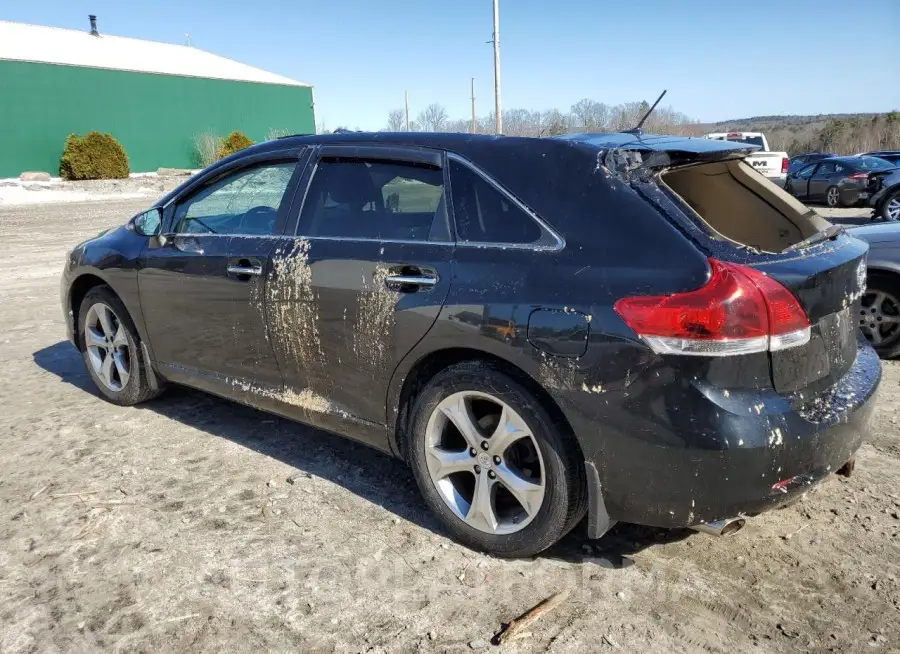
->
849, 222, 900, 356
788, 152, 836, 173
859, 151, 900, 166
785, 155, 897, 207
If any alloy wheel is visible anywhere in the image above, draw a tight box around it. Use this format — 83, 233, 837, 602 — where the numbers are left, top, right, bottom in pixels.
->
827, 187, 839, 207
424, 391, 545, 535
84, 302, 131, 392
859, 289, 900, 347
887, 197, 900, 222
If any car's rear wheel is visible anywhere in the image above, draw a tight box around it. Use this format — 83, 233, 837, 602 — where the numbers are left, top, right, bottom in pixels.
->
859, 273, 900, 358
881, 190, 900, 222
825, 185, 841, 208
78, 286, 162, 405
408, 360, 586, 558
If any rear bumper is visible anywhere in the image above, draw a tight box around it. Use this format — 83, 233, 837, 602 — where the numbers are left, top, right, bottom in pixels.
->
766, 175, 786, 188
583, 341, 880, 531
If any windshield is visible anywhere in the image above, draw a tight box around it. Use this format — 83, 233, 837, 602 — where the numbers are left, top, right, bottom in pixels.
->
853, 157, 896, 170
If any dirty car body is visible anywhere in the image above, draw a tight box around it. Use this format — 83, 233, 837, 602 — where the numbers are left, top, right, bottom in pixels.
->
61, 131, 880, 555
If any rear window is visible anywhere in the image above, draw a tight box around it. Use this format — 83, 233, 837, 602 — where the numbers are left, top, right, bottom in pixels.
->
711, 135, 765, 148
854, 157, 896, 170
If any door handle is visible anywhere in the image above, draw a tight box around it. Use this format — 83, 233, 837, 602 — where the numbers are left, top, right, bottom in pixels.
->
384, 273, 438, 288
227, 264, 263, 277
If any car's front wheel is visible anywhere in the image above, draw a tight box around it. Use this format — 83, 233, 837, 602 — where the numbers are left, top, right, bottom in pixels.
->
78, 286, 162, 405
408, 361, 586, 558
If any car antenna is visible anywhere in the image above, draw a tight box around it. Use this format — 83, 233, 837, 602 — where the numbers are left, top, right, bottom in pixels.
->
624, 89, 667, 136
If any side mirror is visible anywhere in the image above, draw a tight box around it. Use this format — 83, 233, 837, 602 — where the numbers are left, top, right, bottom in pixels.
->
128, 208, 163, 237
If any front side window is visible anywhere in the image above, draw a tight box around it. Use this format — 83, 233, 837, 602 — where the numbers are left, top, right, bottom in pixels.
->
298, 158, 446, 241
173, 162, 296, 236
796, 164, 817, 179
448, 159, 543, 245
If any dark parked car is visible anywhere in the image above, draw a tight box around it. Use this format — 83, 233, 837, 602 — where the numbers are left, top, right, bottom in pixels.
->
785, 155, 897, 207
61, 132, 879, 557
865, 160, 900, 222
851, 222, 900, 356
788, 152, 836, 173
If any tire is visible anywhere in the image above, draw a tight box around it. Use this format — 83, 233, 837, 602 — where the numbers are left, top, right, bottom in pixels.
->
407, 360, 586, 558
880, 189, 900, 222
825, 185, 841, 208
784, 179, 794, 196
859, 272, 900, 358
78, 286, 162, 405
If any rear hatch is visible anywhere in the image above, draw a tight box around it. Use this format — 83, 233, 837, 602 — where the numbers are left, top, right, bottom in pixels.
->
602, 135, 868, 396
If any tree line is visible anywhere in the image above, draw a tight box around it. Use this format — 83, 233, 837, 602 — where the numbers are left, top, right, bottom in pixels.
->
365, 100, 900, 156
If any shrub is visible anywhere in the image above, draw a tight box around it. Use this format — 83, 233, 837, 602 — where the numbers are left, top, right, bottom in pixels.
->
216, 131, 255, 160
59, 132, 130, 180
194, 132, 223, 168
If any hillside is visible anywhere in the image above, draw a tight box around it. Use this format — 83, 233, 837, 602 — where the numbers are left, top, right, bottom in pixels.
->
700, 112, 900, 155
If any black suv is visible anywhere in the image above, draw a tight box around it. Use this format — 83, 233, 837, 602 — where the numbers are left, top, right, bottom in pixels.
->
61, 132, 880, 557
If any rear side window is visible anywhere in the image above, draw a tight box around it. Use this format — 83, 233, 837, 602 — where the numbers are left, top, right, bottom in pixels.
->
818, 162, 836, 175
298, 158, 446, 241
448, 159, 543, 245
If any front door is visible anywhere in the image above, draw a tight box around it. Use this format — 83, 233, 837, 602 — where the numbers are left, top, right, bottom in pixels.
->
139, 157, 304, 389
791, 163, 818, 200
267, 146, 453, 443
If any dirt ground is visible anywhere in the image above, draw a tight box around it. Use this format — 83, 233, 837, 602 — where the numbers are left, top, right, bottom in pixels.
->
0, 199, 897, 653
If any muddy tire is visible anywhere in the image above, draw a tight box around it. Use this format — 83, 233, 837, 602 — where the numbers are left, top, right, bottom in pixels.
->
408, 360, 586, 558
859, 272, 900, 358
78, 286, 162, 406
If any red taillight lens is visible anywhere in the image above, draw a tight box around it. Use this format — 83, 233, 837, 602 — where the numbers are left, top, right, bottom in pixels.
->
614, 259, 810, 356
781, 157, 789, 174
848, 172, 868, 180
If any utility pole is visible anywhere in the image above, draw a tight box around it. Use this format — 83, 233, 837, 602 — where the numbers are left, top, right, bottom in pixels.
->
404, 90, 410, 131
471, 78, 477, 134
492, 0, 502, 134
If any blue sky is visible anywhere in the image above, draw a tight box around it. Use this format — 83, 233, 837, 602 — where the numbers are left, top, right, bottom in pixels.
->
5, 0, 899, 130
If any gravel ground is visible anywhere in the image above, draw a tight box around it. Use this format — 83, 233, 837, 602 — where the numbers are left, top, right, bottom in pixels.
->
0, 198, 897, 653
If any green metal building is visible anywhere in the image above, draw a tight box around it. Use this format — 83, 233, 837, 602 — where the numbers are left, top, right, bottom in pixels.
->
0, 18, 315, 178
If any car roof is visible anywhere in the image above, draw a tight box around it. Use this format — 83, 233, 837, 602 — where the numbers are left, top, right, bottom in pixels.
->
251, 130, 756, 156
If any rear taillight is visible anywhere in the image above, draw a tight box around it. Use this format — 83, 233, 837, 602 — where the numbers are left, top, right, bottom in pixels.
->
614, 259, 810, 357
848, 172, 868, 180
781, 157, 789, 174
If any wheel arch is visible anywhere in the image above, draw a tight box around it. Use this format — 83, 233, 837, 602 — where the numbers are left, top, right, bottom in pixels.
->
388, 346, 580, 464
68, 272, 113, 351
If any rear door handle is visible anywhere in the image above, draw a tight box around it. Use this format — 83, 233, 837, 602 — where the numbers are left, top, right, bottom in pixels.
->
227, 264, 262, 276
385, 274, 438, 287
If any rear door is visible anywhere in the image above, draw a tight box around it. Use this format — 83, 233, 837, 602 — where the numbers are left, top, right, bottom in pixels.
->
140, 152, 305, 388
271, 145, 453, 434
809, 161, 837, 201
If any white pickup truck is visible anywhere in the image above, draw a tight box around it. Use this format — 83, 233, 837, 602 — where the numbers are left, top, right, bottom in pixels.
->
705, 132, 789, 188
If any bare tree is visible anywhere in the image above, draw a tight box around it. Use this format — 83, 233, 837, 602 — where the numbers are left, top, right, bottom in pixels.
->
386, 109, 405, 132
418, 104, 449, 132
571, 99, 610, 132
